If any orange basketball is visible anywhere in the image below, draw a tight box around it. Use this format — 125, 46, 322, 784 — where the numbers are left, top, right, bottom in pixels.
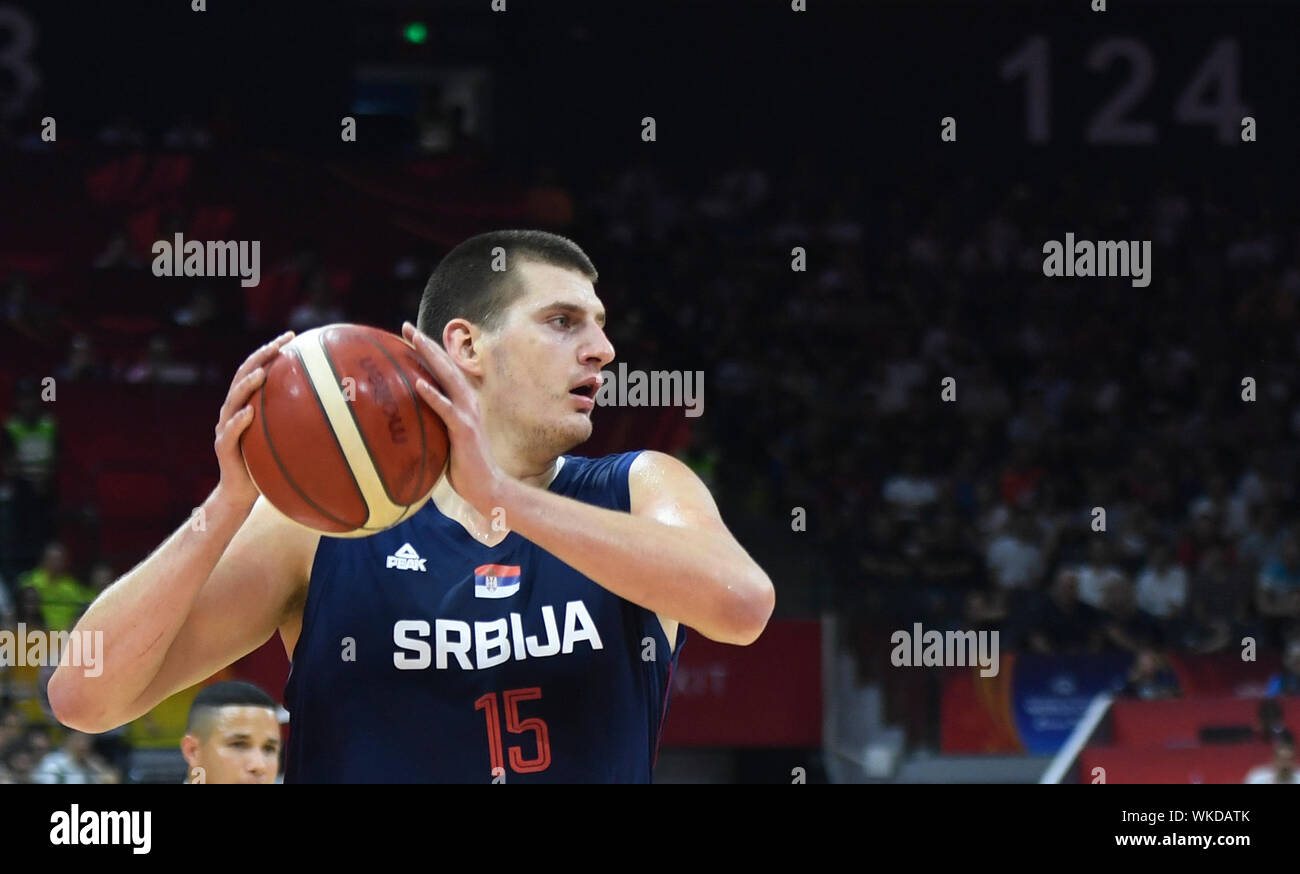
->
239, 324, 449, 536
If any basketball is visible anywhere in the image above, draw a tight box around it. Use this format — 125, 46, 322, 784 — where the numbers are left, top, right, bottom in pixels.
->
239, 324, 449, 537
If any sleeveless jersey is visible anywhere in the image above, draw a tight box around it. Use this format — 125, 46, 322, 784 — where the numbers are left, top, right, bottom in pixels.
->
282, 450, 685, 783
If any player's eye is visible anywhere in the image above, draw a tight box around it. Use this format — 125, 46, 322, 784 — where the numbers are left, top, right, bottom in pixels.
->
550, 315, 572, 329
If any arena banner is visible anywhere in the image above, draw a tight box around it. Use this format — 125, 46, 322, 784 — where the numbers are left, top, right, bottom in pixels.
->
1010, 653, 1133, 754
940, 651, 1283, 754
939, 652, 1128, 754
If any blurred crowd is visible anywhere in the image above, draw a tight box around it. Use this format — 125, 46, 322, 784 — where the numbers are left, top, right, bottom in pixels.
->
561, 162, 1300, 684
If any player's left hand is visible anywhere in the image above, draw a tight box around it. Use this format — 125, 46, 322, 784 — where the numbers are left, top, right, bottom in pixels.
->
402, 321, 505, 513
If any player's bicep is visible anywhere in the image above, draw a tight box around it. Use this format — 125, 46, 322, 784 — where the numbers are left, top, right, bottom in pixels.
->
629, 451, 753, 649
126, 497, 316, 717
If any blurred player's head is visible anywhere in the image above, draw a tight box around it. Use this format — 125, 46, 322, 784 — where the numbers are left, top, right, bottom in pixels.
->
40, 541, 69, 576
1130, 648, 1163, 679
4, 747, 34, 782
62, 729, 93, 762
418, 229, 613, 462
181, 681, 280, 784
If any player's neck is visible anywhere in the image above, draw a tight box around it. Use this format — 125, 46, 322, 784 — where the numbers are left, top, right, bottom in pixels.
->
431, 457, 563, 542
505, 455, 564, 489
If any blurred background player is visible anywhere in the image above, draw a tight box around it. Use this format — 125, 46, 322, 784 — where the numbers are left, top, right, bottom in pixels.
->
1242, 729, 1298, 784
30, 728, 119, 784
181, 681, 281, 784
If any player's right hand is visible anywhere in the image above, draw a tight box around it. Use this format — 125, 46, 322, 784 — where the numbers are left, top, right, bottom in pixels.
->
214, 331, 295, 509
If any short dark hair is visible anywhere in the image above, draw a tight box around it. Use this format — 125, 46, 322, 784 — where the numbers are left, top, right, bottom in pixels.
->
417, 229, 597, 339
186, 681, 277, 737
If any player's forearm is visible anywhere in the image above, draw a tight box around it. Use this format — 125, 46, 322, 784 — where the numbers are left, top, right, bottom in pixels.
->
48, 485, 255, 731
495, 478, 774, 644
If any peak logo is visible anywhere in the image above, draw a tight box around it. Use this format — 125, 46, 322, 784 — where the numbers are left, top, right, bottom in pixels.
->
387, 543, 426, 572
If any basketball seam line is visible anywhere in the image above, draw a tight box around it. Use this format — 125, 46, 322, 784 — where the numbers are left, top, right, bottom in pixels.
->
358, 334, 431, 512
303, 331, 400, 529
319, 336, 409, 516
284, 343, 369, 530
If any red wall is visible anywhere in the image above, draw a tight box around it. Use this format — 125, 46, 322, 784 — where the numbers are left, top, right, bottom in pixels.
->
1079, 743, 1280, 784
1110, 696, 1300, 747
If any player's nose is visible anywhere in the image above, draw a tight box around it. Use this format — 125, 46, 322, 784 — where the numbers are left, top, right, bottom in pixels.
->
582, 324, 615, 369
247, 754, 272, 778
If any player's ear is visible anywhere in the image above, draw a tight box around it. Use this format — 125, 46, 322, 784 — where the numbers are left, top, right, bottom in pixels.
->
443, 318, 485, 377
180, 733, 201, 769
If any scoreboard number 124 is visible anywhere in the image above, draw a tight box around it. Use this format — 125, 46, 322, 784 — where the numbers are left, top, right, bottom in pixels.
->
1000, 36, 1247, 145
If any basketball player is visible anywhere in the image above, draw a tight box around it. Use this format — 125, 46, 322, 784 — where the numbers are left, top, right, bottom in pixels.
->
48, 230, 775, 782
181, 681, 281, 784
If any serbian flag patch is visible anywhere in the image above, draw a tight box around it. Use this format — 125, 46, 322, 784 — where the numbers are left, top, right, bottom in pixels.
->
474, 564, 522, 599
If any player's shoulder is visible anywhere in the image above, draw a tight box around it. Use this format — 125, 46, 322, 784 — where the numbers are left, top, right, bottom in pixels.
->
555, 449, 642, 480
548, 450, 642, 505
560, 449, 694, 487
623, 450, 718, 514
555, 449, 704, 513
626, 448, 712, 479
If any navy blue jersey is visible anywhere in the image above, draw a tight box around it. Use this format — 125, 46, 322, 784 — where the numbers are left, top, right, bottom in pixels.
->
283, 450, 685, 783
